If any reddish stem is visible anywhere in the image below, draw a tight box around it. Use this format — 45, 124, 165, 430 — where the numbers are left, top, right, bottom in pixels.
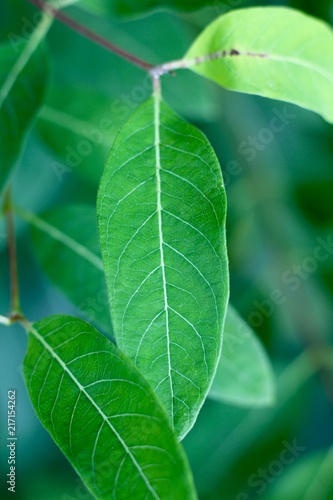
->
3, 188, 22, 318
26, 0, 154, 71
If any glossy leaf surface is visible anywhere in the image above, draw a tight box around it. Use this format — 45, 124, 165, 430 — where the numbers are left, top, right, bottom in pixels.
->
23, 315, 196, 499
98, 95, 229, 439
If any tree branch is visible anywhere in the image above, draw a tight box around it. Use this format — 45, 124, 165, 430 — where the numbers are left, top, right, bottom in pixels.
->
3, 188, 22, 320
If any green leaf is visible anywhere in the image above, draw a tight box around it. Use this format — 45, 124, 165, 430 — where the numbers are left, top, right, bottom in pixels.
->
263, 448, 333, 500
98, 94, 229, 439
209, 305, 276, 407
185, 7, 333, 123
22, 205, 112, 333
0, 35, 50, 193
23, 315, 196, 499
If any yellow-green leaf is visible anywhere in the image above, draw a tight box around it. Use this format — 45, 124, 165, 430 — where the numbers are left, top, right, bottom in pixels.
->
185, 7, 333, 123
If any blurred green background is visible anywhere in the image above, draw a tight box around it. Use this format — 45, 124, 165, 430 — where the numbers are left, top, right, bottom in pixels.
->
1, 0, 333, 498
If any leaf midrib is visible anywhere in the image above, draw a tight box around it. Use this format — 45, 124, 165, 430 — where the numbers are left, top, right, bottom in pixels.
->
187, 49, 333, 86
154, 90, 175, 424
29, 323, 160, 499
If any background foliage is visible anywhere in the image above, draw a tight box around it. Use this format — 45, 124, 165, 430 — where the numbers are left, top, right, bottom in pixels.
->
0, 0, 333, 498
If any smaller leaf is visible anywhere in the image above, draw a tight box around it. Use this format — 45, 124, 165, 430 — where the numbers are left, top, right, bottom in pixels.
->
262, 448, 333, 500
0, 37, 50, 193
209, 305, 276, 407
185, 7, 333, 123
23, 315, 196, 499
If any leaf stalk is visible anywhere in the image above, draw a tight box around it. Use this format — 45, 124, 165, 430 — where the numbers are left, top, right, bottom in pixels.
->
3, 188, 23, 321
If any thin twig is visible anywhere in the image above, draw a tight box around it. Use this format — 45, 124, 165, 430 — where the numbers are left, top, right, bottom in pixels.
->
3, 188, 22, 319
26, 0, 154, 71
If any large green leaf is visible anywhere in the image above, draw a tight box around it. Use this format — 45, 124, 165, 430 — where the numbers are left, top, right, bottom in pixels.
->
23, 205, 112, 333
185, 7, 333, 123
0, 37, 50, 192
23, 315, 196, 499
209, 305, 276, 407
98, 95, 229, 439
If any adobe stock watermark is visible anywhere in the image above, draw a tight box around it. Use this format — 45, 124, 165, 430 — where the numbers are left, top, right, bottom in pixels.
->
61, 478, 91, 500
247, 234, 333, 329
52, 74, 153, 182
213, 0, 244, 14
222, 317, 252, 355
237, 439, 306, 499
54, 102, 296, 185
7, 0, 67, 53
223, 106, 296, 187
51, 116, 115, 182
75, 289, 109, 325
